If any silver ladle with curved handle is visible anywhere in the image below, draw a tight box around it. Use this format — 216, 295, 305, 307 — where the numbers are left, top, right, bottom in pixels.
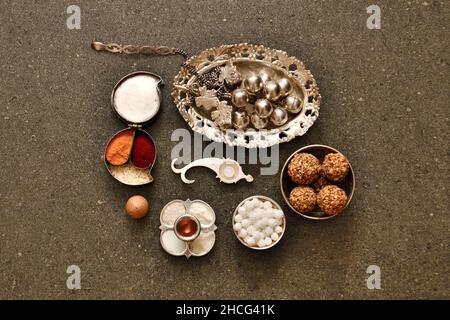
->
171, 158, 254, 184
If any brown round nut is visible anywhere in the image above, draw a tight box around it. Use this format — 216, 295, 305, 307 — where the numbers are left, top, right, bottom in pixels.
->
322, 153, 350, 182
314, 174, 331, 192
289, 186, 317, 213
317, 185, 347, 216
125, 195, 149, 219
287, 153, 321, 185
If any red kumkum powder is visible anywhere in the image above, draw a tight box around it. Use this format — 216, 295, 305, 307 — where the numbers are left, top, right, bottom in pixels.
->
131, 131, 156, 169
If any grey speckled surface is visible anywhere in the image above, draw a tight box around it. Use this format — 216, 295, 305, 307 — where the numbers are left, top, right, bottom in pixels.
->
0, 0, 448, 299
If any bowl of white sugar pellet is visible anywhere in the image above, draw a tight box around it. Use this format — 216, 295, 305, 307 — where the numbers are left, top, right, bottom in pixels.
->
232, 195, 286, 250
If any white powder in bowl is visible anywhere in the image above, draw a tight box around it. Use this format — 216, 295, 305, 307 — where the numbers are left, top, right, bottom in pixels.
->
189, 232, 215, 255
113, 74, 161, 124
109, 162, 153, 185
161, 201, 186, 226
188, 202, 214, 225
161, 230, 187, 255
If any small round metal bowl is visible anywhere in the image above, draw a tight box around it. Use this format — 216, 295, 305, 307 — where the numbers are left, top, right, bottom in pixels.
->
280, 145, 355, 220
173, 214, 201, 242
232, 195, 286, 250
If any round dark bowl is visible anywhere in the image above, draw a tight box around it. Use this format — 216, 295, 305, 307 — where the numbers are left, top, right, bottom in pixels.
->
280, 145, 355, 220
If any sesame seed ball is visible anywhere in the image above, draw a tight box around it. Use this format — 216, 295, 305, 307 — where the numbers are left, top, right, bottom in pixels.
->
322, 153, 350, 182
289, 186, 317, 213
317, 185, 348, 216
313, 174, 331, 192
287, 153, 321, 185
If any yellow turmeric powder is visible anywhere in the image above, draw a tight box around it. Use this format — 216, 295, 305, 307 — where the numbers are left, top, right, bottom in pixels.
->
106, 129, 134, 166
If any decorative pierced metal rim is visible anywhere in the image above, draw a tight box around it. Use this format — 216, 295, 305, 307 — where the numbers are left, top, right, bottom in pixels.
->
172, 43, 321, 148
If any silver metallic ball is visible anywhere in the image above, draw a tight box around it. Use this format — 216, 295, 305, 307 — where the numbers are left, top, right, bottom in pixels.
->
264, 80, 281, 101
270, 107, 288, 126
232, 110, 250, 129
259, 71, 271, 84
231, 88, 249, 108
243, 74, 263, 94
254, 99, 273, 118
283, 95, 303, 113
278, 78, 293, 97
251, 113, 269, 129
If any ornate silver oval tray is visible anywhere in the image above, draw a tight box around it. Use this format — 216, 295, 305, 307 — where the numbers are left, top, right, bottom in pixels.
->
172, 43, 321, 148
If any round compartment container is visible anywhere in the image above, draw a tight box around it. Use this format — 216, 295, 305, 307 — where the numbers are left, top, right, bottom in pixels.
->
104, 71, 163, 186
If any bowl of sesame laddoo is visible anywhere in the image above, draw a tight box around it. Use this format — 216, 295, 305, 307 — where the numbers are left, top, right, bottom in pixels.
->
280, 145, 355, 220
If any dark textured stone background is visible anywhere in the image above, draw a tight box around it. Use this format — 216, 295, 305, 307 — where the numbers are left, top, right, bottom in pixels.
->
0, 0, 448, 299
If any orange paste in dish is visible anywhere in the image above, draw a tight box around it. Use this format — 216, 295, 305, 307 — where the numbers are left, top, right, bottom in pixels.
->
105, 129, 134, 166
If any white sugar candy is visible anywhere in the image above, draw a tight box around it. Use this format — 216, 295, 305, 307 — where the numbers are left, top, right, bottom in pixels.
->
246, 237, 256, 246
238, 229, 248, 238
264, 237, 272, 246
241, 219, 250, 228
263, 227, 274, 236
257, 239, 266, 248
273, 209, 284, 219
267, 218, 277, 227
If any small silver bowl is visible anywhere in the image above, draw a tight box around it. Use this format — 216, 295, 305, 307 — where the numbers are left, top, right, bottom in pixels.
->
173, 214, 201, 242
280, 145, 355, 220
232, 195, 286, 250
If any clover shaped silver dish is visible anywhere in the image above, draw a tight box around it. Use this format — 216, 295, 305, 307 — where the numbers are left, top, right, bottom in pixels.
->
159, 199, 217, 258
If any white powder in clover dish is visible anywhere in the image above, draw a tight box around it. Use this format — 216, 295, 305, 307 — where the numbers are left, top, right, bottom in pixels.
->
161, 230, 187, 255
188, 202, 215, 225
113, 74, 161, 124
189, 232, 215, 255
161, 201, 186, 226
